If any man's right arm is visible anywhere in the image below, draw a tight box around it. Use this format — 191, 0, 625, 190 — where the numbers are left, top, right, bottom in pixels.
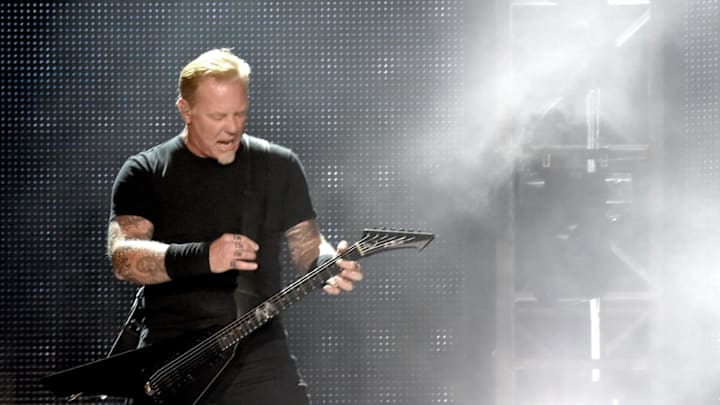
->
107, 215, 172, 285
107, 215, 260, 285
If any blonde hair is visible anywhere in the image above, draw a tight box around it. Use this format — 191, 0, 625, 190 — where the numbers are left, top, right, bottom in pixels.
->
177, 48, 251, 104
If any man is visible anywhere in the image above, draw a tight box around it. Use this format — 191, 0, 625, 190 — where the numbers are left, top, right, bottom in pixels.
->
107, 48, 363, 404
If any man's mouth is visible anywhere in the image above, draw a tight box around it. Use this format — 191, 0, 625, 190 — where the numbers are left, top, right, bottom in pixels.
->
217, 139, 238, 151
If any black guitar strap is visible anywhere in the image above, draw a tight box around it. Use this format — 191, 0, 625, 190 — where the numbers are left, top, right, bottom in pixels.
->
107, 286, 144, 357
238, 135, 270, 243
234, 135, 271, 314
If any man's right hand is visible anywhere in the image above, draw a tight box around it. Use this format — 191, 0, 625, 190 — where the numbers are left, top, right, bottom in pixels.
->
209, 233, 259, 272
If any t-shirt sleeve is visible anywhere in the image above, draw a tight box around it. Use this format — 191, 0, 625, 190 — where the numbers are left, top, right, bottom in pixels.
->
281, 150, 317, 230
109, 155, 155, 222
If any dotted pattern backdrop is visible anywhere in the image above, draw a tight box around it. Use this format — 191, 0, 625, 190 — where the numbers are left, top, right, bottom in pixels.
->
0, 2, 472, 404
662, 0, 720, 402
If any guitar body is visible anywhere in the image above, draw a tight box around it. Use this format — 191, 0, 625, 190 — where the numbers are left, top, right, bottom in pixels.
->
42, 330, 236, 404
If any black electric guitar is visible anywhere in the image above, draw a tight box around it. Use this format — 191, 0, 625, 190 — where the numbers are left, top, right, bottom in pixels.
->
42, 228, 435, 404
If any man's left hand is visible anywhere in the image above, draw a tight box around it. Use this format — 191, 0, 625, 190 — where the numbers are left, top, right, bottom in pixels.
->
323, 240, 363, 295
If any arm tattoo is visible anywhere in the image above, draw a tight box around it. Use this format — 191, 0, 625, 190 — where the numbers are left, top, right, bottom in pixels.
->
112, 249, 132, 279
108, 215, 169, 284
114, 215, 154, 239
137, 256, 163, 276
286, 219, 322, 274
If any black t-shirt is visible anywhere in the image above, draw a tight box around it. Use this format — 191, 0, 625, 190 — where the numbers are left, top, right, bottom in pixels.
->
110, 134, 316, 343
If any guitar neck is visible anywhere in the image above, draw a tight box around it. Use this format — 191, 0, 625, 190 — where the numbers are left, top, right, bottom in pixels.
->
213, 246, 361, 350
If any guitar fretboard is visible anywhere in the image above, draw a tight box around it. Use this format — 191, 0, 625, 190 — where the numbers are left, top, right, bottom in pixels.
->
215, 247, 359, 349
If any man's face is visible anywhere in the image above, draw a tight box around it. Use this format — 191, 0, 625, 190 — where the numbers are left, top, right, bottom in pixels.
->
179, 76, 249, 165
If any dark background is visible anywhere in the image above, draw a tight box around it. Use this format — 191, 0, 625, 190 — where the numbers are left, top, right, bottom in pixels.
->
0, 1, 496, 404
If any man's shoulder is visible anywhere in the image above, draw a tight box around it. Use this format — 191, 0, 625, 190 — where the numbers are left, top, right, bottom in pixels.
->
127, 135, 182, 162
137, 134, 182, 157
244, 134, 295, 161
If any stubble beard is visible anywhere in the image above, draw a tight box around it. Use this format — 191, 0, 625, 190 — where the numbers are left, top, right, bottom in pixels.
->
217, 153, 236, 166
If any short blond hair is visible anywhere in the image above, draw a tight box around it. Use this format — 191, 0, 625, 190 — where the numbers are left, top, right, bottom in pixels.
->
177, 48, 251, 104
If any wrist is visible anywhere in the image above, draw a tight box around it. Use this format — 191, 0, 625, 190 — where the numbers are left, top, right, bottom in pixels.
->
165, 242, 211, 280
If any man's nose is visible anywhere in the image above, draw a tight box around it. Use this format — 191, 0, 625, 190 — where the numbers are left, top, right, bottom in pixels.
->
225, 117, 241, 133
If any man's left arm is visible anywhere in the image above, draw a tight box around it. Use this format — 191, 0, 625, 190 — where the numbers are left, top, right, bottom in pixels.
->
285, 218, 363, 295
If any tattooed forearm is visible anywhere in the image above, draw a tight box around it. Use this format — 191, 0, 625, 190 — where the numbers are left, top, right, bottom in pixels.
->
112, 249, 132, 279
115, 215, 154, 239
107, 215, 170, 284
137, 256, 164, 276
111, 242, 168, 284
285, 219, 323, 274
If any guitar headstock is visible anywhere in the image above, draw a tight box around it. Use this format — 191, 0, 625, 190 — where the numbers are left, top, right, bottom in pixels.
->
354, 228, 436, 258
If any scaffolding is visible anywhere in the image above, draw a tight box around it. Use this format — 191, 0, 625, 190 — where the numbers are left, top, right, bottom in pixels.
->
493, 1, 664, 403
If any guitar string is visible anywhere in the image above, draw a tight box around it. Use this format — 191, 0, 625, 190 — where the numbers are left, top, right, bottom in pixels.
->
147, 233, 419, 395
145, 239, 377, 393
148, 233, 424, 396
148, 259, 340, 394
148, 244, 359, 391
152, 258, 340, 391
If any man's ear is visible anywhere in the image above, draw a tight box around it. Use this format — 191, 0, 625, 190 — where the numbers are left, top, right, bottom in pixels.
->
177, 99, 191, 124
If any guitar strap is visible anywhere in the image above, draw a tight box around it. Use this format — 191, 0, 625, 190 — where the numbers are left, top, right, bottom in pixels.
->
238, 135, 270, 244
234, 135, 270, 314
107, 286, 144, 357
105, 288, 144, 404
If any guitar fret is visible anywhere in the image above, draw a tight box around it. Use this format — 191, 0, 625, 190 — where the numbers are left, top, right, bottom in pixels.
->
216, 334, 234, 350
